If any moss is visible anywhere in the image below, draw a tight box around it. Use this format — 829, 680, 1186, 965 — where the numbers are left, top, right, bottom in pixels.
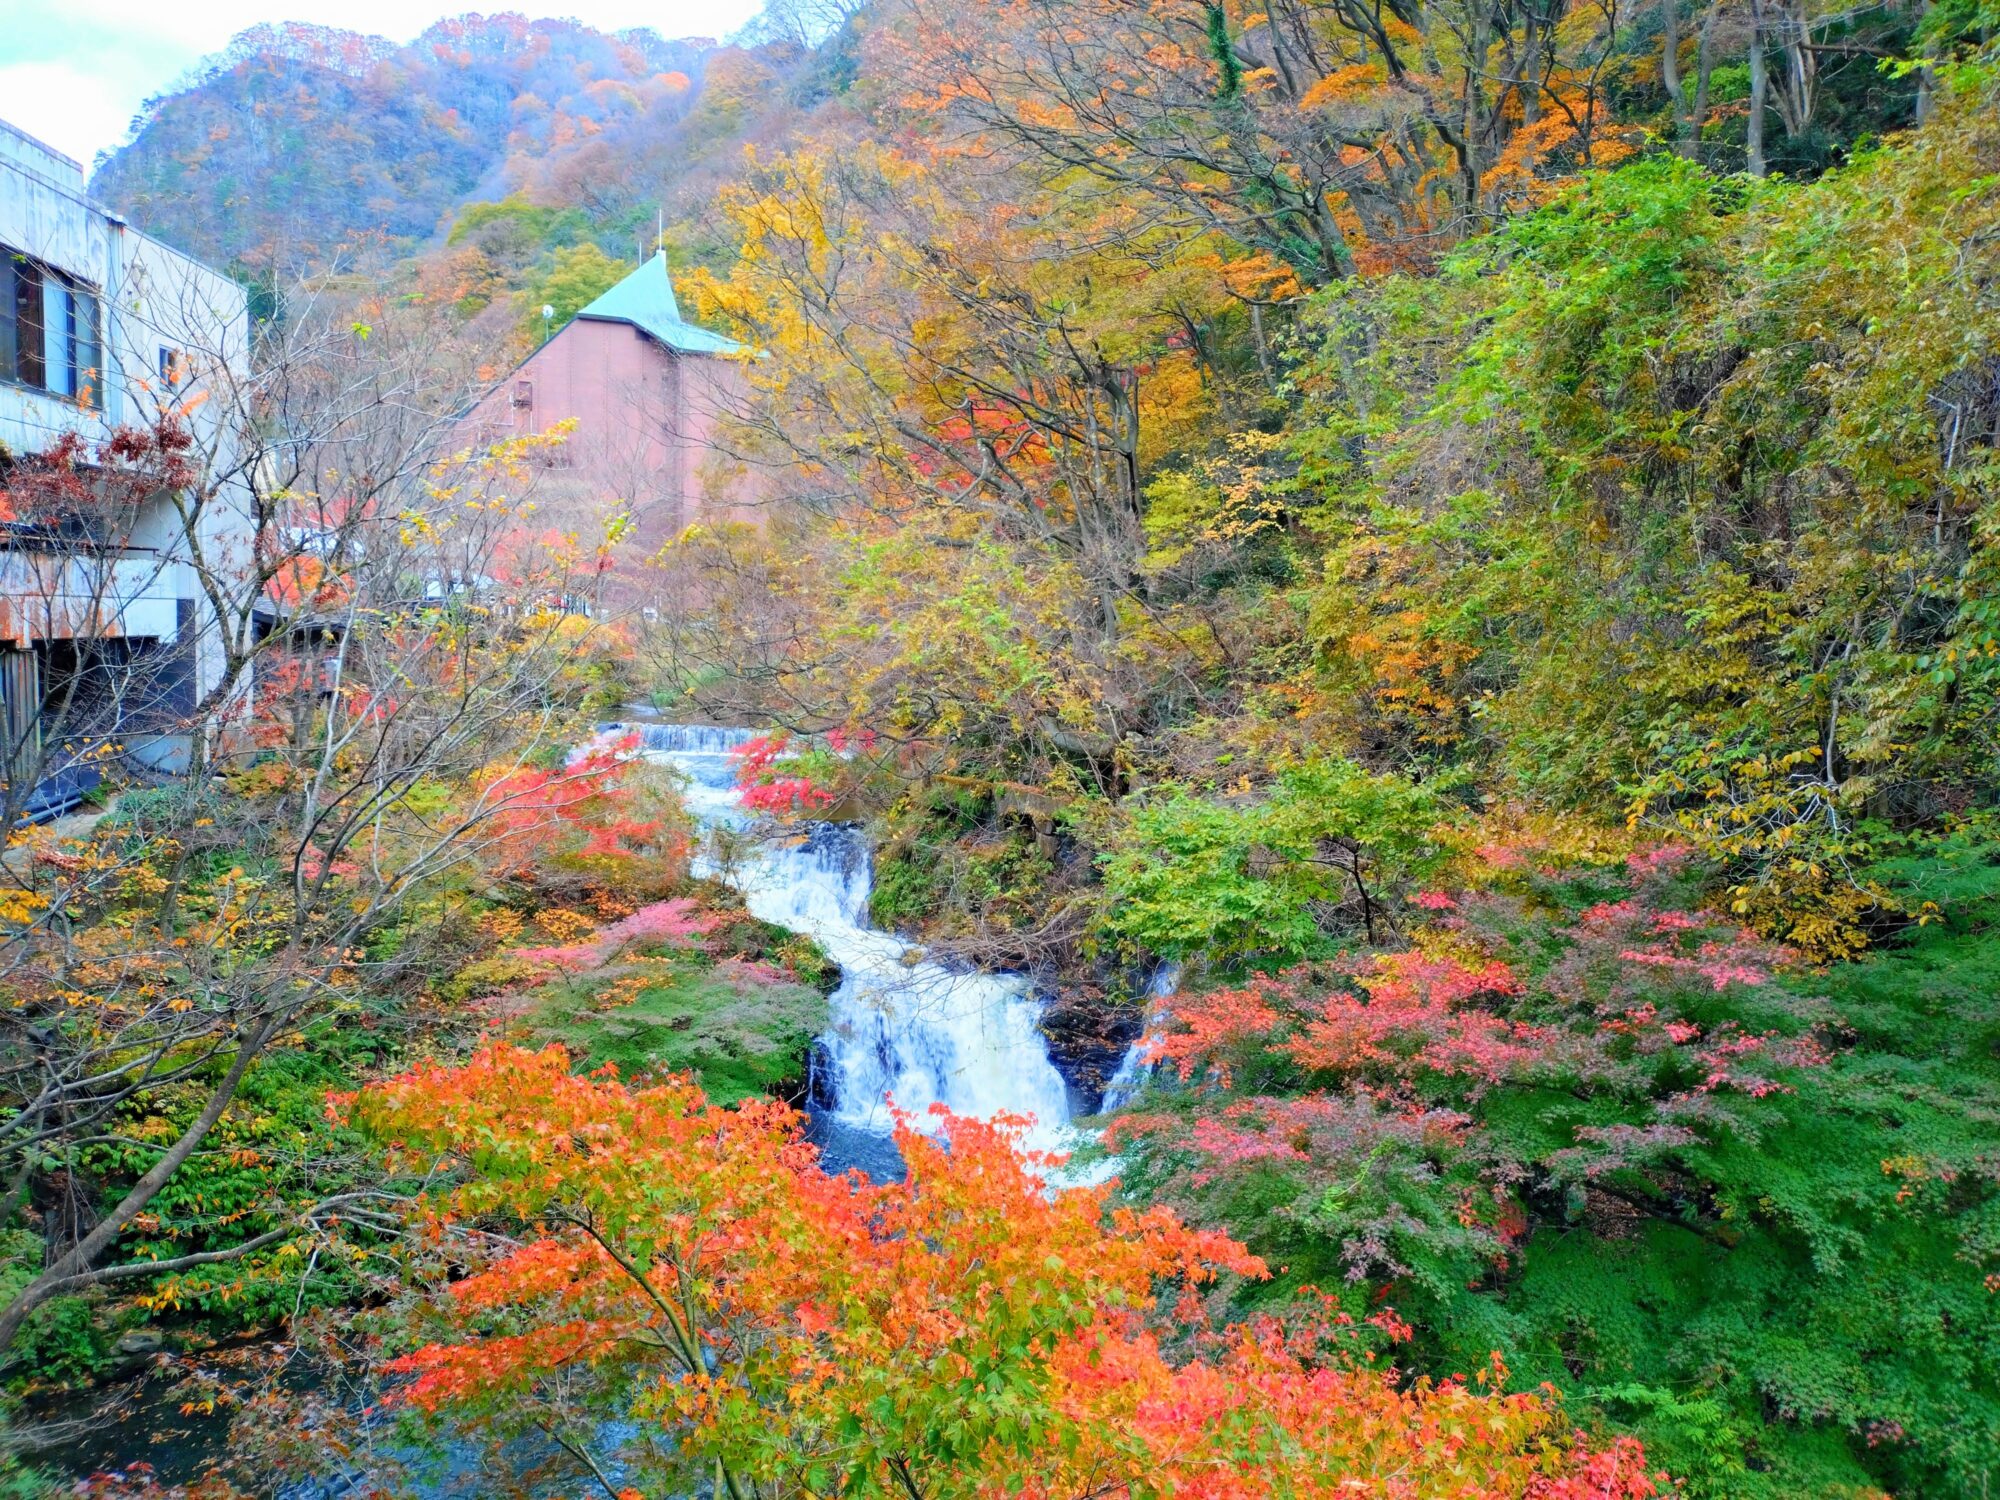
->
869, 838, 947, 931
868, 786, 1058, 936
522, 962, 828, 1105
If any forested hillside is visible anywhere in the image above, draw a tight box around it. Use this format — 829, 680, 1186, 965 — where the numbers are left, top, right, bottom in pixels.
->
6, 0, 1998, 1495
87, 14, 786, 272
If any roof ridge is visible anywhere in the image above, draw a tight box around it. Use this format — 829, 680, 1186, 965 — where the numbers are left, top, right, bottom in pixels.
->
574, 251, 740, 357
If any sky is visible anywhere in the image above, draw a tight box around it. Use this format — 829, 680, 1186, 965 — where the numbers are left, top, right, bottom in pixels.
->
0, 0, 766, 170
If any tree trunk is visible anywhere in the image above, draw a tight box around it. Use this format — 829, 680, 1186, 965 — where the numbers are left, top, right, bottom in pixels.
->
1522, 0, 1544, 129
1661, 0, 1688, 153
0, 1010, 280, 1354
1249, 302, 1276, 392
1747, 0, 1769, 177
1767, 0, 1818, 139
1691, 0, 1721, 158
1915, 0, 1936, 123
1461, 11, 1488, 215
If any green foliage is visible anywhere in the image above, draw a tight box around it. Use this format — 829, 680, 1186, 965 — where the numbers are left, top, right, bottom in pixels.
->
1703, 63, 1751, 103
522, 962, 828, 1104
100, 782, 230, 835
440, 951, 544, 1003
1288, 81, 2000, 955
520, 243, 634, 341
447, 194, 590, 256
1, 1234, 117, 1388
868, 839, 949, 933
869, 787, 1058, 937
0, 1450, 51, 1500
1113, 854, 2000, 1497
78, 1029, 381, 1333
1141, 430, 1299, 586
1493, 897, 2000, 1495
9, 1296, 113, 1388
1097, 756, 1448, 968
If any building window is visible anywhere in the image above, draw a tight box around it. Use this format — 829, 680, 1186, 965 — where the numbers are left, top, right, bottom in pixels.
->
9, 258, 45, 389
47, 281, 103, 403
0, 247, 103, 407
158, 346, 189, 389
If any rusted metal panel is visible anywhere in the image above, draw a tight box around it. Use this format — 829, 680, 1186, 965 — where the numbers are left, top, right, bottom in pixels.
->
0, 647, 37, 760
0, 548, 178, 645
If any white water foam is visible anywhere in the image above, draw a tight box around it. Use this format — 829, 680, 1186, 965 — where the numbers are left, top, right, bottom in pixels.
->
1098, 961, 1179, 1113
626, 724, 1074, 1161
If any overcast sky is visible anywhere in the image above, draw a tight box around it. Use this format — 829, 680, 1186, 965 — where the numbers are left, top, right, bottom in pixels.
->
0, 0, 766, 170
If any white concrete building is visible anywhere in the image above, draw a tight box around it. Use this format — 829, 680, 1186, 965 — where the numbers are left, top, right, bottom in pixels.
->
0, 118, 251, 815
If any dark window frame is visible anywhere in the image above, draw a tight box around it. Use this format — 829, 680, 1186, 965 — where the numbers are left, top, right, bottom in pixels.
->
1, 245, 104, 410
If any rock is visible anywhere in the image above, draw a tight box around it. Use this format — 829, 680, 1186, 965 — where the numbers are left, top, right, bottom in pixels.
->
1038, 983, 1146, 1103
113, 1328, 164, 1359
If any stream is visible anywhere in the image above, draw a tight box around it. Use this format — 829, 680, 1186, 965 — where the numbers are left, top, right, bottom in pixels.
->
636, 721, 1085, 1174
34, 722, 1145, 1492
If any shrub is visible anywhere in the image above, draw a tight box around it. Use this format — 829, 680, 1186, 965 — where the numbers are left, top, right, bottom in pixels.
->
1099, 756, 1449, 969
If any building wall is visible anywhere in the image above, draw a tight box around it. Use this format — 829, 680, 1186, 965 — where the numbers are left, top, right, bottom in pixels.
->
460, 316, 758, 599
0, 118, 253, 788
1, 122, 247, 452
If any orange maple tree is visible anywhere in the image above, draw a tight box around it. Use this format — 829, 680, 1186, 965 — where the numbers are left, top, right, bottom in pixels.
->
341, 1042, 1661, 1497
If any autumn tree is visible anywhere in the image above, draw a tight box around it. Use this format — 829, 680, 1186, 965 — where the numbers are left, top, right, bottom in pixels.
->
0, 272, 633, 1356
521, 243, 635, 342
1274, 61, 2000, 952
678, 137, 1234, 788
873, 0, 1637, 282
333, 1040, 1660, 1498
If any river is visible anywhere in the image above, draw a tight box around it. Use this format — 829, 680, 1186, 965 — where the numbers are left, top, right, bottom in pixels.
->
33, 722, 1144, 1492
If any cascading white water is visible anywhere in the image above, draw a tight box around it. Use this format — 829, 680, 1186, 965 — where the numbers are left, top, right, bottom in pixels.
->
628, 723, 1075, 1168
1098, 961, 1180, 1112
53, 724, 1115, 1493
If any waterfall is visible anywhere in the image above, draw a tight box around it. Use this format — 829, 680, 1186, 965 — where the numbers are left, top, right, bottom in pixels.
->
47, 723, 1118, 1490
627, 723, 1075, 1171
1097, 1039, 1151, 1114
1098, 961, 1179, 1113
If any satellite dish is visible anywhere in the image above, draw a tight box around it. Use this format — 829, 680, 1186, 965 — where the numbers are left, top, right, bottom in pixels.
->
542, 305, 555, 320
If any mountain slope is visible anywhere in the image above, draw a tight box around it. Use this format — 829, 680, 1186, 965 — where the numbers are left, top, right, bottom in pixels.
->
89, 16, 720, 270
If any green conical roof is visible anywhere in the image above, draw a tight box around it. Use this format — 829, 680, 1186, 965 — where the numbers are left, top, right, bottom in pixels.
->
575, 252, 740, 356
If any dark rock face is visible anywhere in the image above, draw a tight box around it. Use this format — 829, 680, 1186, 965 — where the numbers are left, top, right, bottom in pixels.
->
1037, 984, 1145, 1114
